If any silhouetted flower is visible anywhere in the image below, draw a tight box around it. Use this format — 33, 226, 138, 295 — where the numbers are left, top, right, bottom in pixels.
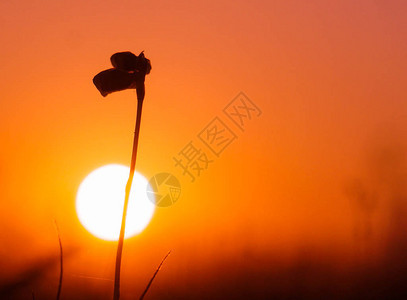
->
93, 51, 151, 98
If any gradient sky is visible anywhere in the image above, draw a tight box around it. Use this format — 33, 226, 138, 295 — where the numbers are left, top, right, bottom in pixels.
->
1, 0, 407, 299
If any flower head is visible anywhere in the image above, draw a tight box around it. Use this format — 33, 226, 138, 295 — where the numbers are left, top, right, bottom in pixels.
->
93, 51, 151, 98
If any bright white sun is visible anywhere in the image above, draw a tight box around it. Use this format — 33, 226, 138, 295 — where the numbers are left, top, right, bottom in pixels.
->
76, 164, 155, 241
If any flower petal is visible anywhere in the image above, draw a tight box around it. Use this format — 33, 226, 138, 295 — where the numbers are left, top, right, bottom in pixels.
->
93, 68, 136, 97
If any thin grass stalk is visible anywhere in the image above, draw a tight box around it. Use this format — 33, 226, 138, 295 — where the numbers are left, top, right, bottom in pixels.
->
139, 251, 171, 300
54, 220, 63, 300
113, 98, 144, 300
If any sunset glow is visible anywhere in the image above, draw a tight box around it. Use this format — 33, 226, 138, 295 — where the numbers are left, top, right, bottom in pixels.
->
1, 0, 407, 299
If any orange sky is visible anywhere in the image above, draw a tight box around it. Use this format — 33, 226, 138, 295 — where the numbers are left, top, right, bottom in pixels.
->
1, 0, 407, 299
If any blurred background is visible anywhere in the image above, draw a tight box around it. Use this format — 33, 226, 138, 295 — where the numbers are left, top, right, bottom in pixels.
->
0, 0, 406, 299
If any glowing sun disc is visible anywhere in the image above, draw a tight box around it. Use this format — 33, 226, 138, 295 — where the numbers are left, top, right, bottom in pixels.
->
76, 164, 155, 241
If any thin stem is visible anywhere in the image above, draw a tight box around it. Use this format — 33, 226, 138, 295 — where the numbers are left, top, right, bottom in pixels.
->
54, 220, 63, 300
113, 97, 144, 300
139, 251, 171, 300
